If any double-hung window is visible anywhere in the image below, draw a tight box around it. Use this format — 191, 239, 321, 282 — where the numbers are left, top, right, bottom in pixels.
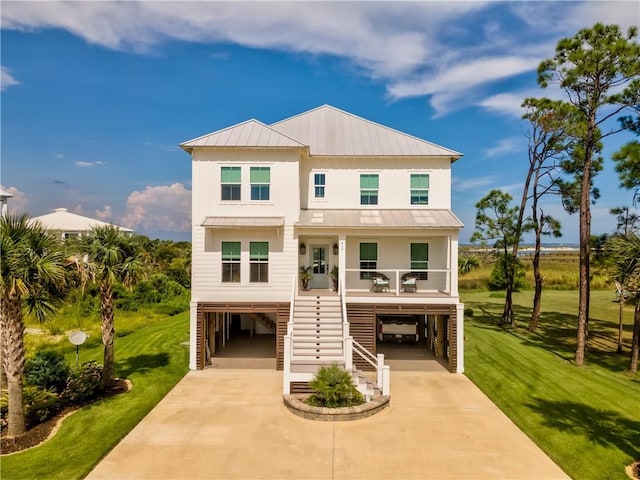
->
359, 243, 377, 280
221, 167, 241, 201
410, 174, 429, 205
410, 243, 429, 280
221, 242, 241, 283
250, 242, 269, 283
314, 173, 326, 198
360, 174, 379, 205
250, 167, 270, 201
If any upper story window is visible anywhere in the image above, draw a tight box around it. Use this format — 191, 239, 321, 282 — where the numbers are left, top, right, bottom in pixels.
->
250, 167, 270, 201
250, 241, 269, 283
314, 173, 326, 198
360, 174, 379, 205
410, 243, 429, 280
221, 167, 241, 201
359, 242, 377, 279
410, 174, 429, 205
221, 241, 241, 283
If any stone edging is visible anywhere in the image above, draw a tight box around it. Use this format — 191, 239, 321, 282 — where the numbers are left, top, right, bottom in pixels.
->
283, 394, 390, 421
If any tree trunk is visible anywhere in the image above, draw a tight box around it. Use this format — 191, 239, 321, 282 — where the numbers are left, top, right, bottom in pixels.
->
575, 144, 593, 366
0, 294, 27, 437
100, 282, 116, 387
629, 302, 640, 373
529, 230, 543, 332
617, 296, 626, 354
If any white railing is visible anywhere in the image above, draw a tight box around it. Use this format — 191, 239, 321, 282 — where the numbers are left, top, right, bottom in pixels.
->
341, 287, 390, 396
283, 274, 297, 395
344, 268, 451, 296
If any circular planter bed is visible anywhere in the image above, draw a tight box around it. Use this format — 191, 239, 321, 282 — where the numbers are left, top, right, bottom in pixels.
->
283, 394, 390, 421
626, 461, 640, 480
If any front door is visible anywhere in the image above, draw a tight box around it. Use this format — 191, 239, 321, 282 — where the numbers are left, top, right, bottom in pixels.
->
309, 245, 329, 289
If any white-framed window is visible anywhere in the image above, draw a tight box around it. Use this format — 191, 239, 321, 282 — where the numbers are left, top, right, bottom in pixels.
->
360, 174, 379, 205
410, 243, 429, 280
314, 173, 326, 198
410, 173, 429, 205
221, 167, 241, 201
250, 241, 269, 283
221, 241, 241, 282
359, 242, 377, 279
250, 167, 270, 201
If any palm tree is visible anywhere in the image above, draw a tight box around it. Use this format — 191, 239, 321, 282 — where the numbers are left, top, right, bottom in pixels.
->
606, 233, 640, 372
80, 226, 145, 386
0, 214, 67, 437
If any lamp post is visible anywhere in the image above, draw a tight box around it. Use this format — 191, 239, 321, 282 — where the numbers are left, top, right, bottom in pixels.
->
68, 331, 88, 367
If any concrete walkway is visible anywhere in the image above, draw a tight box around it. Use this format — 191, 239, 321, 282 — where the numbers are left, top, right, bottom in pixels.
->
86, 369, 569, 480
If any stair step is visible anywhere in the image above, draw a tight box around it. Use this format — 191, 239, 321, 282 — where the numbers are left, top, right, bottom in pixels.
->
293, 337, 344, 343
291, 357, 344, 364
292, 350, 344, 356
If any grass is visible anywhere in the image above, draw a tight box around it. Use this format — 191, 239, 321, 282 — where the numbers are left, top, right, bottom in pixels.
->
1, 312, 189, 480
462, 290, 640, 480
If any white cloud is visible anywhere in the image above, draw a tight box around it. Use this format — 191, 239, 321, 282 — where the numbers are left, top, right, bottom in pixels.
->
482, 137, 524, 159
3, 1, 638, 118
1, 66, 19, 92
121, 183, 191, 233
477, 93, 527, 118
453, 175, 499, 192
56, 153, 65, 159
0, 185, 29, 214
75, 160, 107, 168
95, 205, 113, 222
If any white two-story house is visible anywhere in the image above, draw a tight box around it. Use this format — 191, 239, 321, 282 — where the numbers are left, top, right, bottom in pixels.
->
181, 105, 464, 394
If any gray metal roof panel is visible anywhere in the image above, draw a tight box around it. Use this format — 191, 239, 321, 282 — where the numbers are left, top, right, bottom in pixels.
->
296, 209, 463, 229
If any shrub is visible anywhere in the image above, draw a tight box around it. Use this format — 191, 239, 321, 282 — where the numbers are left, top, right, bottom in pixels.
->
1, 387, 63, 430
488, 255, 527, 291
61, 361, 104, 405
464, 307, 474, 317
25, 349, 70, 393
23, 386, 62, 428
306, 364, 364, 408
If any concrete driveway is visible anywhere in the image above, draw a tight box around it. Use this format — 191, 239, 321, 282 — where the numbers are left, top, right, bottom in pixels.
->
86, 369, 569, 480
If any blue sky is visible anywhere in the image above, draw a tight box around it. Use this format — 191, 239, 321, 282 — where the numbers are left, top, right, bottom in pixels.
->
1, 1, 638, 242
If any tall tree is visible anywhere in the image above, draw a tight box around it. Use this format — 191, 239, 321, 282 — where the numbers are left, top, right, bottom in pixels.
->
520, 98, 573, 331
610, 206, 640, 234
470, 189, 522, 325
80, 226, 145, 387
0, 215, 67, 437
538, 23, 640, 365
605, 233, 640, 372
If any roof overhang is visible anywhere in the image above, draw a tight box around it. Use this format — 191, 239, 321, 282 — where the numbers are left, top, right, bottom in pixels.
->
201, 216, 285, 228
296, 209, 463, 230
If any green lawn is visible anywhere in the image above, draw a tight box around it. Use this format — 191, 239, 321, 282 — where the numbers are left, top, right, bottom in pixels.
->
2, 312, 189, 480
462, 290, 640, 480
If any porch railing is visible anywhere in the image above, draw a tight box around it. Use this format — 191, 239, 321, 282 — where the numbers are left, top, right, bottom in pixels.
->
344, 268, 452, 295
283, 274, 296, 394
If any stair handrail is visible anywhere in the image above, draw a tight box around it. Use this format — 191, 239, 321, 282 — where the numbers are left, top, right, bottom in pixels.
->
351, 339, 377, 369
283, 273, 297, 395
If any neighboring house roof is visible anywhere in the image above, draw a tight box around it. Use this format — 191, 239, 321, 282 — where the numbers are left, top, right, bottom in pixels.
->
0, 189, 14, 199
179, 105, 462, 160
271, 105, 462, 159
296, 209, 464, 229
179, 119, 306, 153
201, 216, 285, 228
30, 208, 133, 233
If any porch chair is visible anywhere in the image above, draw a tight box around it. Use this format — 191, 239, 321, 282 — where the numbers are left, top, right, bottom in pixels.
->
370, 272, 390, 292
401, 273, 418, 293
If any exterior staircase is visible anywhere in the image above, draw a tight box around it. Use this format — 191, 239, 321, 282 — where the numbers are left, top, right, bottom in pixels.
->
283, 286, 390, 398
290, 295, 344, 373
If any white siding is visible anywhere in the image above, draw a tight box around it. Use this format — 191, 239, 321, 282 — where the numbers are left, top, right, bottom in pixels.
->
300, 157, 451, 210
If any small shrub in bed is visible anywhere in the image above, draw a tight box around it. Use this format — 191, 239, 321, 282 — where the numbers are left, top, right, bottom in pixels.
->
306, 364, 364, 408
61, 361, 104, 405
25, 349, 70, 394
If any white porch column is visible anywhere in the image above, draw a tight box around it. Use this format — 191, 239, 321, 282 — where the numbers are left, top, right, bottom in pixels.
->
338, 235, 346, 294
450, 234, 459, 297
189, 301, 198, 370
456, 303, 465, 373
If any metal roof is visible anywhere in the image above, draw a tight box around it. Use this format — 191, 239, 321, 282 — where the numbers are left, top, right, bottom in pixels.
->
201, 216, 285, 228
30, 208, 133, 232
180, 119, 306, 153
296, 209, 463, 229
0, 189, 14, 199
271, 105, 462, 159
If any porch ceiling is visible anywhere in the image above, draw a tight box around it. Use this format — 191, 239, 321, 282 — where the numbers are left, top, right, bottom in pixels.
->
201, 216, 284, 228
296, 209, 463, 229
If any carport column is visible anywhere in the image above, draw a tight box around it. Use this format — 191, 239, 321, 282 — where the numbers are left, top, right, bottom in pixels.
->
450, 235, 459, 296
456, 303, 465, 373
189, 301, 198, 370
338, 235, 346, 294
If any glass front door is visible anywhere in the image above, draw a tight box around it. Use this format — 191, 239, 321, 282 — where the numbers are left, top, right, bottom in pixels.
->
309, 245, 329, 289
